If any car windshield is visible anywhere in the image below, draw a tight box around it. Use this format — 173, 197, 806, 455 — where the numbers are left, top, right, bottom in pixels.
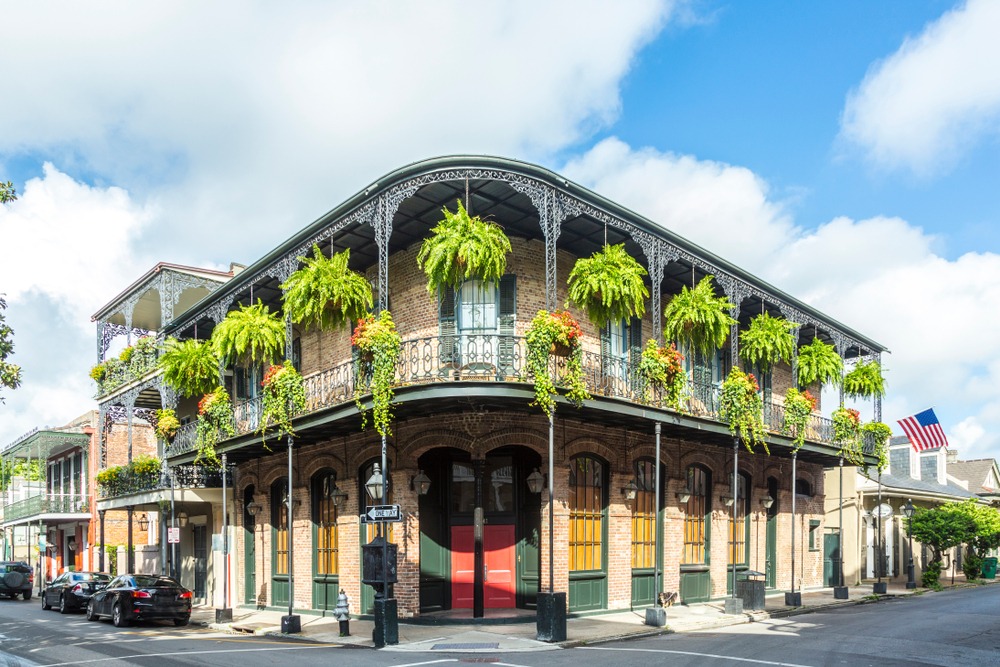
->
72, 573, 111, 583
132, 576, 178, 588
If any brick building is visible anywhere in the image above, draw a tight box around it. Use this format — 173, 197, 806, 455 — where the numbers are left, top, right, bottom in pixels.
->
101, 156, 884, 619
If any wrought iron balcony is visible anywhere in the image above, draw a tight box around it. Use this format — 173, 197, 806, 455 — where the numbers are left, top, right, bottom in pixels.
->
3, 494, 90, 522
164, 334, 881, 459
95, 349, 159, 398
97, 464, 233, 499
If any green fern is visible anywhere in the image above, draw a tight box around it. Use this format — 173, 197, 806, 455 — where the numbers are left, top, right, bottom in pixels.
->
740, 312, 796, 374
159, 338, 221, 398
417, 199, 511, 296
210, 301, 286, 366
662, 276, 736, 357
282, 244, 372, 331
566, 243, 648, 328
843, 360, 886, 400
796, 337, 843, 388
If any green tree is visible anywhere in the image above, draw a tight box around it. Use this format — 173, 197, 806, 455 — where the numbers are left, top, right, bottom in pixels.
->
0, 181, 15, 204
0, 294, 21, 403
908, 502, 977, 589
950, 499, 1000, 579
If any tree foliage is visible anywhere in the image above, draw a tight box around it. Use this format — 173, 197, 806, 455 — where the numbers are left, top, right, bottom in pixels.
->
281, 244, 372, 332
662, 276, 735, 357
211, 301, 286, 366
739, 312, 796, 374
566, 243, 648, 328
0, 181, 15, 204
0, 294, 22, 404
795, 338, 843, 389
908, 500, 980, 588
417, 199, 511, 297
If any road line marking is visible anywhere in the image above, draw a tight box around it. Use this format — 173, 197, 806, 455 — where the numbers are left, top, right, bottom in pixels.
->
393, 660, 459, 667
28, 644, 337, 666
577, 647, 814, 667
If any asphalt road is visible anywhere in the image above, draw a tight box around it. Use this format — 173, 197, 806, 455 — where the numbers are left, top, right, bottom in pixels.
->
0, 585, 997, 666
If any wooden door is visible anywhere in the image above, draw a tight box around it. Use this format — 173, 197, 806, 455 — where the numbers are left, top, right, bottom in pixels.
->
450, 526, 475, 609
824, 531, 841, 587
484, 524, 515, 608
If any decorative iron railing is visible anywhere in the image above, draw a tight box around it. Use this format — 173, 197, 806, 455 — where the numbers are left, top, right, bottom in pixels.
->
3, 494, 90, 522
95, 350, 159, 397
163, 334, 879, 459
97, 464, 233, 499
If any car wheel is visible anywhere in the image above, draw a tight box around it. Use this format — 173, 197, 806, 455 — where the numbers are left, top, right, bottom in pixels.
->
41, 593, 51, 611
112, 601, 129, 628
22, 590, 31, 601
173, 617, 189, 627
86, 601, 99, 621
59, 594, 69, 614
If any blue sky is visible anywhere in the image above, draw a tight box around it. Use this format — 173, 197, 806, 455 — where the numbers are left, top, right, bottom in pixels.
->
2, 0, 1000, 462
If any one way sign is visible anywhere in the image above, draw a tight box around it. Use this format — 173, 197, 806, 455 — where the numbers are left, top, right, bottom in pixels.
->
361, 504, 402, 523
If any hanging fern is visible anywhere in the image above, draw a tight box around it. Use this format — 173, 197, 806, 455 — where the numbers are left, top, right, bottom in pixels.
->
159, 337, 220, 398
210, 301, 286, 366
281, 244, 372, 332
662, 276, 735, 357
843, 360, 887, 400
566, 243, 648, 329
796, 337, 843, 388
417, 199, 511, 296
740, 312, 796, 374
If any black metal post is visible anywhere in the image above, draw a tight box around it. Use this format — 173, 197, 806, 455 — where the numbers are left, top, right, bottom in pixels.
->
548, 412, 554, 594
282, 434, 299, 632
536, 410, 566, 641
785, 451, 800, 606
725, 438, 742, 615
170, 470, 177, 581
126, 506, 134, 574
873, 470, 886, 594
99, 510, 106, 573
217, 454, 232, 623
906, 501, 916, 589
473, 458, 485, 619
834, 458, 848, 598
654, 422, 661, 600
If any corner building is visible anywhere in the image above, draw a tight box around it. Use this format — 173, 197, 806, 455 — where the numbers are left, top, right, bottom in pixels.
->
133, 156, 885, 618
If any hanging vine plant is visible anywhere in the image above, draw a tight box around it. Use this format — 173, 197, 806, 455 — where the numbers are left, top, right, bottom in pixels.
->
525, 310, 590, 417
832, 405, 864, 466
796, 337, 843, 389
211, 301, 286, 366
740, 312, 796, 373
195, 386, 235, 467
662, 276, 736, 357
782, 387, 817, 450
862, 420, 892, 472
843, 360, 887, 400
566, 243, 648, 329
351, 311, 401, 436
719, 367, 768, 453
282, 244, 372, 331
159, 337, 221, 398
637, 339, 686, 410
417, 199, 511, 296
155, 409, 181, 442
258, 361, 307, 440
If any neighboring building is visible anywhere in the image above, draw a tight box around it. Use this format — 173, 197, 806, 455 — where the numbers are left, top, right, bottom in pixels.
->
947, 451, 1000, 507
101, 156, 886, 618
827, 436, 978, 588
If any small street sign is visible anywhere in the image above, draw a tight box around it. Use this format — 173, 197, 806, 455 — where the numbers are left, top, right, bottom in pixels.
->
874, 503, 894, 518
361, 504, 402, 523
168, 527, 180, 544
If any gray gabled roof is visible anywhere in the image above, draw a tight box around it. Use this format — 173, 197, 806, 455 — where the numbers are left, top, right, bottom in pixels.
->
948, 459, 998, 493
873, 472, 977, 500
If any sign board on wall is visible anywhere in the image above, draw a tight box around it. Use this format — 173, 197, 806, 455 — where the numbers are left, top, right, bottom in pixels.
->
167, 527, 180, 544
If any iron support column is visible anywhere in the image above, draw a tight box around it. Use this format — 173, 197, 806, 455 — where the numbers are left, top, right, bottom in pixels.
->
473, 458, 485, 619
99, 510, 106, 572
548, 411, 555, 592
834, 458, 848, 598
126, 506, 134, 574
785, 451, 799, 606
654, 423, 661, 599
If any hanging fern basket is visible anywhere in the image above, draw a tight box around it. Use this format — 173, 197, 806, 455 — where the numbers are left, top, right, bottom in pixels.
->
843, 360, 886, 400
663, 275, 736, 357
417, 199, 511, 296
566, 243, 648, 329
739, 312, 796, 373
281, 244, 372, 332
211, 301, 287, 367
796, 337, 844, 389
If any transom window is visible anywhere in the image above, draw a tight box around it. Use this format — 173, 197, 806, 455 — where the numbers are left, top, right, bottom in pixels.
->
683, 466, 709, 565
314, 472, 339, 576
631, 460, 657, 569
569, 456, 605, 572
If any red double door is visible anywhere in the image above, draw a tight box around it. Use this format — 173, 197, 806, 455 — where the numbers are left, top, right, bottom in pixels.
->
451, 524, 516, 609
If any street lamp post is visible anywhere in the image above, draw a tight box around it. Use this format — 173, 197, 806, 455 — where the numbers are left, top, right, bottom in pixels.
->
903, 500, 916, 589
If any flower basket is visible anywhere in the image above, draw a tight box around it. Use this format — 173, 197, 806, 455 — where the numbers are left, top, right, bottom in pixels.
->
637, 340, 686, 409
525, 310, 589, 416
782, 388, 817, 450
258, 361, 307, 441
719, 368, 767, 453
832, 405, 864, 466
351, 311, 401, 436
155, 409, 180, 442
550, 341, 572, 358
195, 387, 235, 466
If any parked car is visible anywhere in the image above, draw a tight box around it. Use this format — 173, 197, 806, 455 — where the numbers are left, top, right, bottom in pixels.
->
86, 574, 192, 627
41, 572, 112, 614
0, 562, 33, 600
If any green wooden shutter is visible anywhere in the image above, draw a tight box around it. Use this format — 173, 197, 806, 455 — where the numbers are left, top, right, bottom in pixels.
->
629, 317, 643, 394
600, 322, 612, 377
498, 276, 516, 377
439, 285, 458, 367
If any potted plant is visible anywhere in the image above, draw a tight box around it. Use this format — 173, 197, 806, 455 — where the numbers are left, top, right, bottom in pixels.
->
351, 311, 401, 436
832, 405, 864, 466
195, 387, 235, 466
159, 337, 221, 398
416, 199, 511, 295
637, 339, 686, 409
843, 360, 887, 400
96, 465, 124, 497
567, 243, 648, 329
861, 420, 892, 472
719, 367, 767, 453
210, 302, 286, 366
155, 409, 181, 442
662, 276, 736, 357
740, 312, 796, 373
282, 244, 372, 331
782, 387, 817, 450
796, 337, 843, 389
258, 360, 307, 439
525, 310, 590, 417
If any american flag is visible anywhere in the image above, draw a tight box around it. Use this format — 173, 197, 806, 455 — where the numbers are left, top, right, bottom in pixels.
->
897, 408, 949, 452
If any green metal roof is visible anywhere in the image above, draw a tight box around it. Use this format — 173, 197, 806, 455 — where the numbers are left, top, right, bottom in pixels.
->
2, 428, 90, 459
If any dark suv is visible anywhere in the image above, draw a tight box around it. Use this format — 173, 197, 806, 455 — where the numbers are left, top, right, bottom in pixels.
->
0, 562, 34, 600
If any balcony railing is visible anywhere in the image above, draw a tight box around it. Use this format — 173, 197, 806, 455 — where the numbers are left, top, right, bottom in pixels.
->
4, 494, 90, 522
96, 349, 159, 398
163, 334, 882, 459
97, 464, 234, 499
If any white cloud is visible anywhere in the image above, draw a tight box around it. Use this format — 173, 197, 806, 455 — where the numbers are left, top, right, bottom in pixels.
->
840, 0, 1000, 174
566, 137, 1000, 461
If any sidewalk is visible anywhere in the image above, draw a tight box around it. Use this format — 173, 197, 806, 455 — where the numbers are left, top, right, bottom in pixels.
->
201, 578, 999, 651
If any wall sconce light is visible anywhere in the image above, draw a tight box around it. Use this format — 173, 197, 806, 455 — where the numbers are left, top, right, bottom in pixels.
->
761, 495, 775, 509
676, 485, 692, 504
622, 480, 638, 501
411, 470, 432, 496
720, 492, 735, 507
526, 468, 545, 494
136, 513, 150, 531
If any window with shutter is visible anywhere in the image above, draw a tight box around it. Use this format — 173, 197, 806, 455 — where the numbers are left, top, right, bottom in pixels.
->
497, 275, 516, 377
292, 338, 301, 373
439, 284, 457, 366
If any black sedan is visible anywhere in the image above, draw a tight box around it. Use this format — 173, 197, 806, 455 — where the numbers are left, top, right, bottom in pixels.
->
41, 572, 112, 613
86, 574, 192, 627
